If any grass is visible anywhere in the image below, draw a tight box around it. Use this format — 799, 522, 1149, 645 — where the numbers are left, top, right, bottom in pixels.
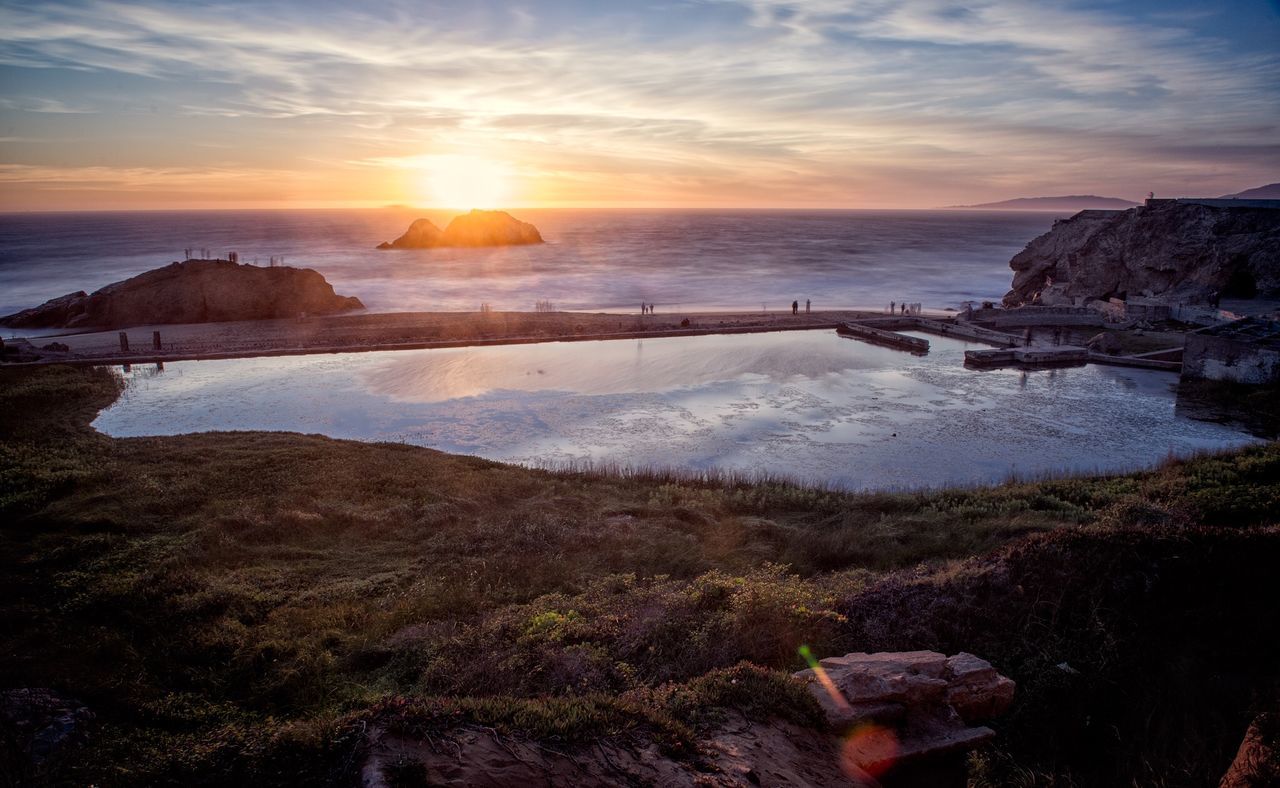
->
1, 364, 1278, 786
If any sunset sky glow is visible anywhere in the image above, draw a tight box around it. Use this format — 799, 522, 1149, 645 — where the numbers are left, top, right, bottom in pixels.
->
1, 0, 1278, 210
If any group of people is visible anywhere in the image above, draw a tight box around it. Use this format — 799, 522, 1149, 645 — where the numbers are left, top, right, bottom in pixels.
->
790, 299, 811, 315
888, 301, 921, 316
640, 303, 656, 314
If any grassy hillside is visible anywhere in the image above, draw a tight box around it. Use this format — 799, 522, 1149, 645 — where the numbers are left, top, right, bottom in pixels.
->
1, 365, 1277, 785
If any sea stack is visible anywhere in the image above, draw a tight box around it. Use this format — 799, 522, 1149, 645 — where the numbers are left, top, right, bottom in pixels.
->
0, 259, 365, 330
377, 210, 543, 249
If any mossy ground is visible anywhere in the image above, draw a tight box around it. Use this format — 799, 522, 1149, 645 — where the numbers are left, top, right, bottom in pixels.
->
1, 365, 1277, 786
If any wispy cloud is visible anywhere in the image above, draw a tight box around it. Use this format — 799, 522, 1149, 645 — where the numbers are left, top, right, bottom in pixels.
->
0, 0, 1276, 209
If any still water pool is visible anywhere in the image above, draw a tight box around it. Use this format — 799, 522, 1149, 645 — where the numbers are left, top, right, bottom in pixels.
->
94, 329, 1259, 490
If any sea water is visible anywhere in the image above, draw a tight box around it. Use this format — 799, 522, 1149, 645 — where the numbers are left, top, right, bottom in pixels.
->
93, 330, 1258, 490
0, 208, 1057, 319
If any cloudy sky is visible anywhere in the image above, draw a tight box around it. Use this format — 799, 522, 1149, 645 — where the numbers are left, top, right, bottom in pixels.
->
1, 0, 1277, 210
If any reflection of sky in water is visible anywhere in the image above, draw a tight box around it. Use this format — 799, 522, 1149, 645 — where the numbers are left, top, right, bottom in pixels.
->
94, 330, 1260, 490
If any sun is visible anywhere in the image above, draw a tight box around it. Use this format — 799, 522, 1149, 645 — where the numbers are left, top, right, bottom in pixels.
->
417, 155, 512, 209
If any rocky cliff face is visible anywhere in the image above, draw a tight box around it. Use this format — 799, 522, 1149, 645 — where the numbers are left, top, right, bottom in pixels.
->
377, 210, 543, 249
1003, 202, 1280, 307
0, 260, 364, 329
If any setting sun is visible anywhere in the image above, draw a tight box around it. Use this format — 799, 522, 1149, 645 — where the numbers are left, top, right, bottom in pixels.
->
417, 154, 512, 209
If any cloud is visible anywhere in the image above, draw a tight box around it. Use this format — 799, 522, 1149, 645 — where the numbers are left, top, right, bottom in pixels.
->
0, 0, 1276, 207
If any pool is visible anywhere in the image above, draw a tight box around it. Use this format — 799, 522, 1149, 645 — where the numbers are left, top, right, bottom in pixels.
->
94, 329, 1260, 490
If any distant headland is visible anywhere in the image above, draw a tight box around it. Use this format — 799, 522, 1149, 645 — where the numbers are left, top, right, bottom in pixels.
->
947, 195, 1140, 211
377, 210, 544, 249
1220, 182, 1280, 200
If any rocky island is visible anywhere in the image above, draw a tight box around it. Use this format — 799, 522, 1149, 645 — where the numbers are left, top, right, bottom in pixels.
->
1003, 199, 1280, 307
377, 209, 543, 249
0, 259, 364, 330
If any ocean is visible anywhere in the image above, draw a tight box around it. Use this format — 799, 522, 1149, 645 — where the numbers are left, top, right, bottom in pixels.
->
0, 208, 1058, 320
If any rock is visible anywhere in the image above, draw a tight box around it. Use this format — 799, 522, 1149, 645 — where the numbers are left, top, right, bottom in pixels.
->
359, 710, 856, 788
794, 651, 1014, 784
1087, 332, 1122, 354
378, 210, 543, 249
1220, 712, 1280, 787
40, 342, 70, 353
0, 337, 38, 362
0, 259, 365, 330
1002, 202, 1280, 307
1, 688, 93, 780
1, 291, 88, 328
377, 218, 443, 249
440, 209, 543, 247
943, 653, 1015, 724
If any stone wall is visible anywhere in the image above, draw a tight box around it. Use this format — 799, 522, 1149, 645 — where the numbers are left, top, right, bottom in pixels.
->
1183, 334, 1280, 384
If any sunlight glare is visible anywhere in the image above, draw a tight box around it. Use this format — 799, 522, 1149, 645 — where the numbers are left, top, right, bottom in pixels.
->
418, 155, 512, 209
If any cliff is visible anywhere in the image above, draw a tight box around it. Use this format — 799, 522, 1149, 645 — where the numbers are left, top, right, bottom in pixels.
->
0, 259, 364, 329
377, 210, 543, 249
1003, 201, 1280, 307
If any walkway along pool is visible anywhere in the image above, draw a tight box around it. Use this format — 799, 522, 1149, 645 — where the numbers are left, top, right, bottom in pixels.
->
93, 329, 1260, 490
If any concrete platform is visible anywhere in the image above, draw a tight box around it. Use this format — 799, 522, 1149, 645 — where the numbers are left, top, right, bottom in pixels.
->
965, 345, 1088, 368
837, 322, 930, 354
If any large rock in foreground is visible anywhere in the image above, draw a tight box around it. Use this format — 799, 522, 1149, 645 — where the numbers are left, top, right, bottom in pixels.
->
377, 210, 543, 249
0, 259, 364, 330
794, 650, 1014, 784
1003, 201, 1280, 307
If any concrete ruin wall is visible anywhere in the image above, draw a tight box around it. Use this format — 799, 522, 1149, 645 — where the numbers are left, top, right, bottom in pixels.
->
974, 306, 1108, 328
1183, 334, 1280, 384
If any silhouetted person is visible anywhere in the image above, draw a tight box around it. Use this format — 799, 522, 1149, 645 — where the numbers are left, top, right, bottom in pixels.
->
900, 302, 906, 315
805, 299, 810, 313
890, 301, 895, 314
791, 300, 798, 315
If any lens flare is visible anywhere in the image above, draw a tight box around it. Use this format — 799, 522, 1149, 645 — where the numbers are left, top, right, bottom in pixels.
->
799, 644, 851, 713
841, 722, 899, 780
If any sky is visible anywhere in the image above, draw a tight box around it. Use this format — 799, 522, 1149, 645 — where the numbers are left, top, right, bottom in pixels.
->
1, 0, 1278, 211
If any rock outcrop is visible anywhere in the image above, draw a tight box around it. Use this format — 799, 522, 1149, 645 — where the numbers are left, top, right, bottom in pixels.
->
0, 259, 364, 330
1220, 712, 1280, 788
376, 218, 442, 249
1003, 202, 1280, 307
359, 710, 855, 788
794, 650, 1014, 784
377, 210, 543, 249
1, 688, 93, 782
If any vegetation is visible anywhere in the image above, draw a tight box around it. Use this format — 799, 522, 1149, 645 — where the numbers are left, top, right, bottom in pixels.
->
1, 365, 1277, 785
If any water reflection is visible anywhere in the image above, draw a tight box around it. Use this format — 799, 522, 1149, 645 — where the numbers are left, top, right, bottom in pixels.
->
95, 330, 1260, 490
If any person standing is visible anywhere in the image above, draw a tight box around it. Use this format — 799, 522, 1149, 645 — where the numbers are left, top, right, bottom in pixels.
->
890, 301, 895, 314
791, 300, 798, 315
805, 299, 810, 314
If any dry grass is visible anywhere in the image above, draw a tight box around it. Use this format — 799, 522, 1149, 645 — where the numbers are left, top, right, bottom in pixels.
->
1, 365, 1277, 786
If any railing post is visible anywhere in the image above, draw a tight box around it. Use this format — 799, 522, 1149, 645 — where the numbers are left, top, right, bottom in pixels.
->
153, 330, 162, 350
118, 332, 129, 352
